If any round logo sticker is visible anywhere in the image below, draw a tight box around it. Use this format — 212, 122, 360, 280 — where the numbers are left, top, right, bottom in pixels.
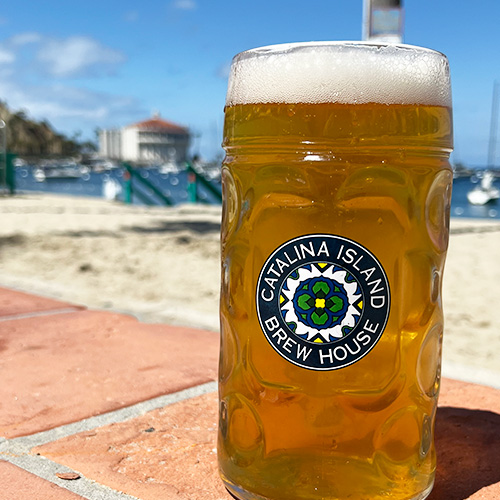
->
256, 234, 390, 370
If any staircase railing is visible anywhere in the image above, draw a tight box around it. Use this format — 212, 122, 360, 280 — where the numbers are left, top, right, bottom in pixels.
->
122, 163, 174, 206
186, 162, 222, 203
122, 162, 221, 206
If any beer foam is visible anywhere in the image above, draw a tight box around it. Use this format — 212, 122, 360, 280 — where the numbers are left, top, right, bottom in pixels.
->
226, 42, 451, 107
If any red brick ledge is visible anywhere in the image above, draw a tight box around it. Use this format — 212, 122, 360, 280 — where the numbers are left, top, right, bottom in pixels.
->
0, 286, 498, 499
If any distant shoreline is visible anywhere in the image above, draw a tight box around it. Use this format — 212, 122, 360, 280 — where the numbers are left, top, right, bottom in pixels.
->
12, 167, 500, 220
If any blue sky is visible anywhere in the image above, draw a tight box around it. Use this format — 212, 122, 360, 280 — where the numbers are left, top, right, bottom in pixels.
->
0, 0, 498, 165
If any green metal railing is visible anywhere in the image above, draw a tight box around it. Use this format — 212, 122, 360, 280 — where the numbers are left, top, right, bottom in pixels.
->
186, 162, 222, 203
122, 162, 221, 206
0, 152, 16, 195
123, 163, 174, 206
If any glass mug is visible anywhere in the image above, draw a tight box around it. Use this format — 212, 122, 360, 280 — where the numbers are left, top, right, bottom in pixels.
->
219, 42, 453, 500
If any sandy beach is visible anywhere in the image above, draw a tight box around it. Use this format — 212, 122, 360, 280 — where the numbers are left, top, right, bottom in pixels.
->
0, 193, 499, 388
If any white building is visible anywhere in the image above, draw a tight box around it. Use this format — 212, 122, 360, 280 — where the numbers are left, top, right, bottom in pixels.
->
99, 129, 121, 160
99, 113, 190, 165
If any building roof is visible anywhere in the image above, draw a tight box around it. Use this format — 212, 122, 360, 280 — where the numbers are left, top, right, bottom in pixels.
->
128, 114, 189, 135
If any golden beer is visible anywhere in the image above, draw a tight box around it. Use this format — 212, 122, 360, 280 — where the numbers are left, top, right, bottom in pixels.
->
219, 43, 453, 500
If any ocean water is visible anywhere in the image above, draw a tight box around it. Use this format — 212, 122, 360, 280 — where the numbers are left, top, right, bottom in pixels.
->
13, 167, 500, 220
449, 175, 499, 219
14, 167, 220, 206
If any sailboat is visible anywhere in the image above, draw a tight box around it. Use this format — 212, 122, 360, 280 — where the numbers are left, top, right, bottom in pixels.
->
467, 171, 500, 205
467, 82, 500, 205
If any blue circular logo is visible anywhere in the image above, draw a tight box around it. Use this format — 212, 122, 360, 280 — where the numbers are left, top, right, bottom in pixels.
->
256, 234, 390, 370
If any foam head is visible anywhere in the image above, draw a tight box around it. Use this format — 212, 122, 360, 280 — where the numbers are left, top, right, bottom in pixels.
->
226, 42, 451, 107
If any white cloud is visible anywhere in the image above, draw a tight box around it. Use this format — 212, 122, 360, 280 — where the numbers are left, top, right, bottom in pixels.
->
216, 61, 231, 80
37, 36, 126, 78
0, 32, 126, 78
0, 33, 141, 137
0, 78, 145, 136
171, 0, 197, 10
0, 48, 15, 64
9, 32, 42, 46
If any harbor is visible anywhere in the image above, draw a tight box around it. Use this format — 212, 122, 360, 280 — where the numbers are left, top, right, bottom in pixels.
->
12, 159, 222, 205
9, 160, 500, 219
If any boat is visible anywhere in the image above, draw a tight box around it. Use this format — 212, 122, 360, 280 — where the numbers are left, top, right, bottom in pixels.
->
91, 159, 118, 172
191, 158, 221, 182
468, 82, 500, 205
102, 176, 122, 201
158, 161, 182, 174
33, 161, 83, 182
467, 171, 500, 205
33, 168, 46, 182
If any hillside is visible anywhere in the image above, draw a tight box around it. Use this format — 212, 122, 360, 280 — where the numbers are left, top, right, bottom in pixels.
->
0, 101, 95, 158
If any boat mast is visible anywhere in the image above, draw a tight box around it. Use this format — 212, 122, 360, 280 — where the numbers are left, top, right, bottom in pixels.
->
487, 81, 499, 169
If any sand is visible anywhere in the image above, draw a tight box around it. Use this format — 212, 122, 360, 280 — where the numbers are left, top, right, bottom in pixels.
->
0, 193, 499, 388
